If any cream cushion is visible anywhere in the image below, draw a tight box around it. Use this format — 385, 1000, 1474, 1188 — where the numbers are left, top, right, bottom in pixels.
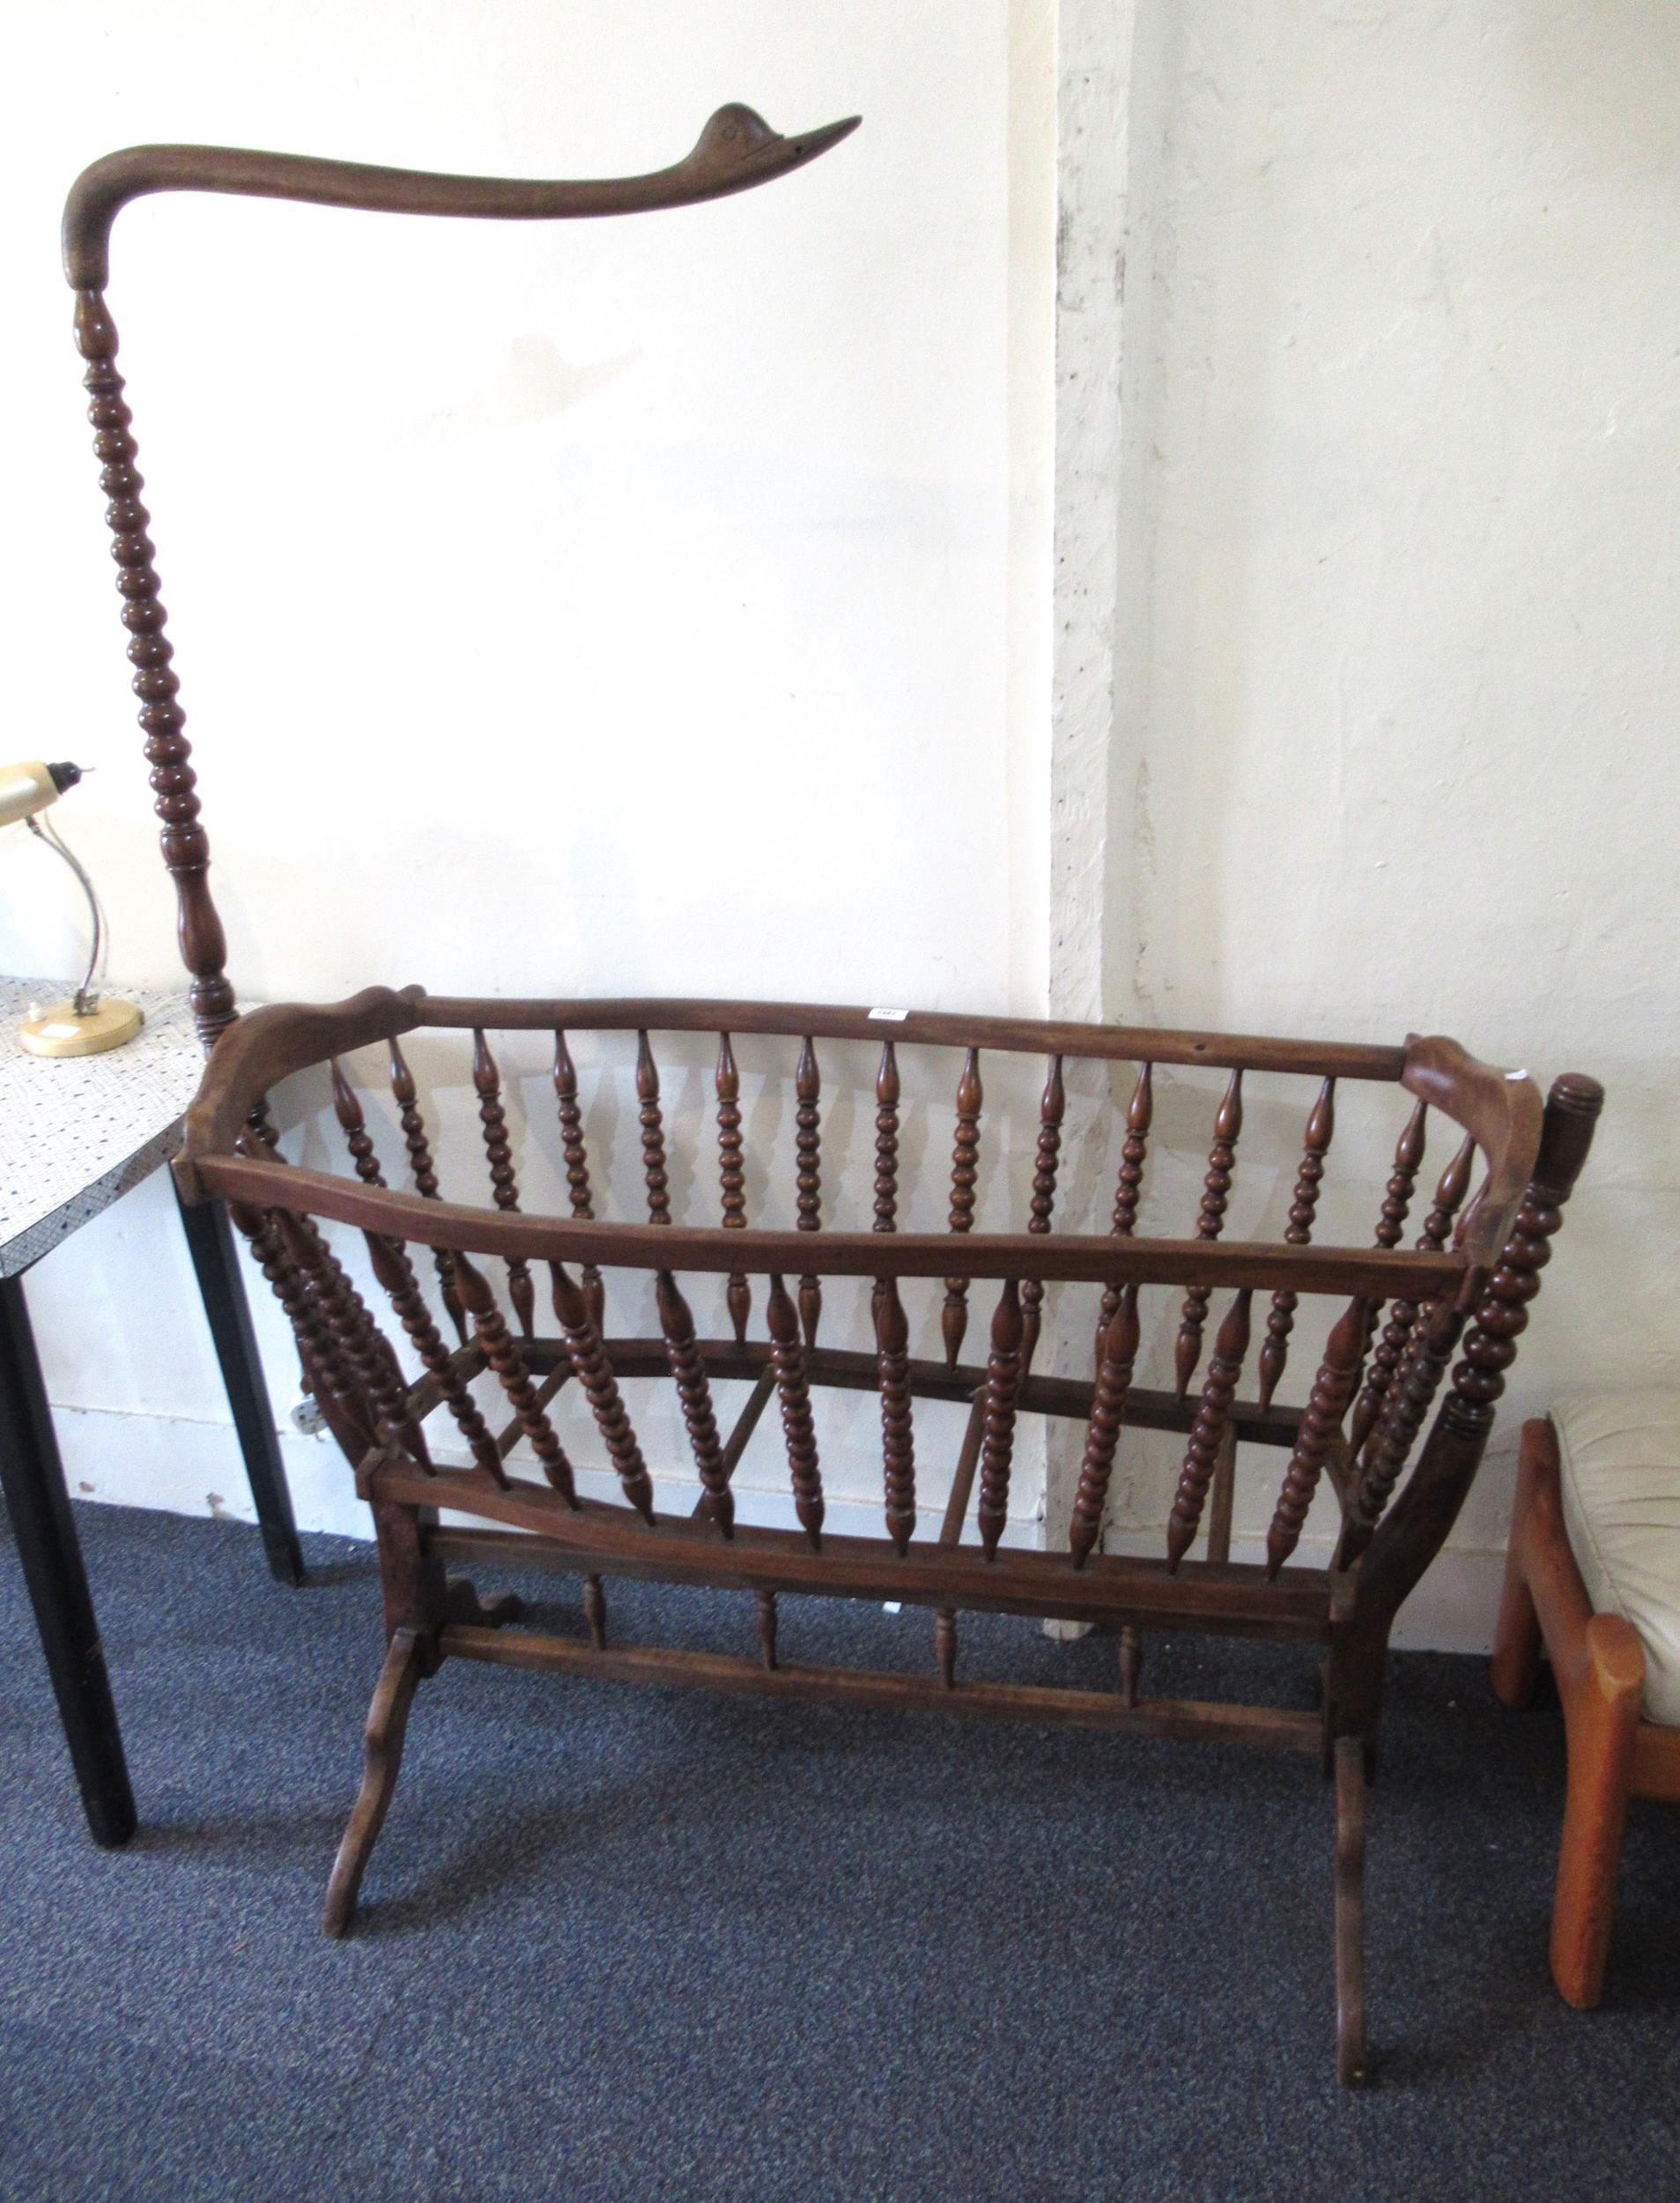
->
1554, 1393, 1680, 1725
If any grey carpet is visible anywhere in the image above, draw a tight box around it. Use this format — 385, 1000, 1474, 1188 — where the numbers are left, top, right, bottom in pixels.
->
1, 1502, 1676, 2203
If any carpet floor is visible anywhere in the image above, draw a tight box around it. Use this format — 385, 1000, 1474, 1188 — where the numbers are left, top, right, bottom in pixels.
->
1, 1502, 1676, 2202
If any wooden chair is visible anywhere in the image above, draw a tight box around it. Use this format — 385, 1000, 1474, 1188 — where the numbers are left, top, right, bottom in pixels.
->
1491, 1405, 1680, 2007
61, 107, 1605, 2087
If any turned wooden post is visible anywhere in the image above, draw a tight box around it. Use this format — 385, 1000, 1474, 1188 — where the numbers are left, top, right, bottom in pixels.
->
1069, 1285, 1141, 1568
1174, 1072, 1243, 1398
452, 1250, 576, 1502
388, 1038, 468, 1343
362, 1230, 506, 1484
551, 1262, 655, 1524
1166, 1288, 1253, 1569
1329, 1074, 1605, 1742
1019, 1055, 1064, 1371
875, 1275, 917, 1554
636, 1029, 672, 1224
766, 1273, 824, 1548
553, 1032, 606, 1333
1255, 1079, 1335, 1411
715, 1032, 751, 1343
1264, 1297, 1366, 1576
942, 1049, 983, 1368
1096, 1063, 1152, 1369
472, 1030, 536, 1338
231, 1201, 373, 1462
656, 1269, 732, 1536
1349, 1131, 1475, 1458
976, 1280, 1025, 1561
870, 1039, 900, 1329
73, 288, 234, 1045
795, 1035, 823, 1345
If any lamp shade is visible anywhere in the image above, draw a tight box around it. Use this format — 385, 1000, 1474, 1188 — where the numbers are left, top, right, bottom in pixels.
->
0, 760, 83, 828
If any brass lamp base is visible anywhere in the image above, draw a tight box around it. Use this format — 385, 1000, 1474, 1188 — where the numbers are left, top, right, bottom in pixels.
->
19, 997, 144, 1058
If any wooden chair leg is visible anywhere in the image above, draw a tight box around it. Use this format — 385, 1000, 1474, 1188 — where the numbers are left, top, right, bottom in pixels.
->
323, 1625, 427, 1939
1551, 1611, 1644, 2009
1490, 1424, 1544, 1708
1333, 1734, 1368, 2086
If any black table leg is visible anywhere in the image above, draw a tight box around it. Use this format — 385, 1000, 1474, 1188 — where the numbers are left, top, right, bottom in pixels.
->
174, 1183, 305, 1587
0, 1270, 137, 1847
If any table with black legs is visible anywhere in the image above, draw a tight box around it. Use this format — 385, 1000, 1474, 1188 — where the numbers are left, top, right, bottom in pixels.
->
0, 980, 300, 1848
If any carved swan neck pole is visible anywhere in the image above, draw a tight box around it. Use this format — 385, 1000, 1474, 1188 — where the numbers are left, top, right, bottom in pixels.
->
63, 105, 861, 287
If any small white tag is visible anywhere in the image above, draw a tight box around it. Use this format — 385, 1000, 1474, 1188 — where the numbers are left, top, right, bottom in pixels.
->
882, 1601, 903, 1614
869, 1006, 909, 1022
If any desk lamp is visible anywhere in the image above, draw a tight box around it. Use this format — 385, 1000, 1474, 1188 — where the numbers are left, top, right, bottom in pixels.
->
0, 760, 143, 1057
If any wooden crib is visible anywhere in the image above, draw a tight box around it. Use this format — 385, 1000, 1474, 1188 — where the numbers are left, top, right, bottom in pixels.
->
64, 108, 1602, 2087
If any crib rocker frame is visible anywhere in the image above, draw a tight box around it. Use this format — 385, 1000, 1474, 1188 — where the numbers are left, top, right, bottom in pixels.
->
63, 107, 1602, 2088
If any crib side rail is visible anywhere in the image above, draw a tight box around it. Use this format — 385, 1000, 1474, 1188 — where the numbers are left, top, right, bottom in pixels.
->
175, 991, 1583, 1606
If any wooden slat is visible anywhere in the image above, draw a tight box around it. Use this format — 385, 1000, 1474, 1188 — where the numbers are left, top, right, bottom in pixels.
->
414, 994, 1410, 1082
441, 1623, 1322, 1751
411, 1480, 1337, 1641
199, 1155, 1469, 1304
719, 1366, 777, 1480
939, 1393, 988, 1545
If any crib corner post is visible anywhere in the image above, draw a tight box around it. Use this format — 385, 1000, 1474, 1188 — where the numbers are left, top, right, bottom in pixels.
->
367, 1487, 448, 1674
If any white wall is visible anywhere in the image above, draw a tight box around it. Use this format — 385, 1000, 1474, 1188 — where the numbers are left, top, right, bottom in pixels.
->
1063, 0, 1680, 1643
8, 2, 1676, 1656
1, 0, 1056, 1536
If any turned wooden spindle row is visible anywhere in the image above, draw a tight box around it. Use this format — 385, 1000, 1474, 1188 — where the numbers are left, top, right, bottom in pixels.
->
309, 1039, 1497, 1587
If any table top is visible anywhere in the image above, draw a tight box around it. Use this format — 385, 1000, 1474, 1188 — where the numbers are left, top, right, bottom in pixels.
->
0, 979, 206, 1279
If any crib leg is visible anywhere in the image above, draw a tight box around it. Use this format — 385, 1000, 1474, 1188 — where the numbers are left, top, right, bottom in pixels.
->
445, 1576, 524, 1629
323, 1624, 426, 1938
1333, 1734, 1369, 2086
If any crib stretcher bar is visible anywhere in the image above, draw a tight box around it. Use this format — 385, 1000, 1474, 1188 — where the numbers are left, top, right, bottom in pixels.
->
426, 1334, 1312, 1451
414, 995, 1410, 1083
440, 1622, 1323, 1752
190, 1156, 1466, 1305
405, 1480, 1336, 1643
940, 1393, 988, 1544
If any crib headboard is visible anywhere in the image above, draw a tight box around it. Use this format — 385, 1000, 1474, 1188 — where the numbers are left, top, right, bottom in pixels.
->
61, 105, 860, 1048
